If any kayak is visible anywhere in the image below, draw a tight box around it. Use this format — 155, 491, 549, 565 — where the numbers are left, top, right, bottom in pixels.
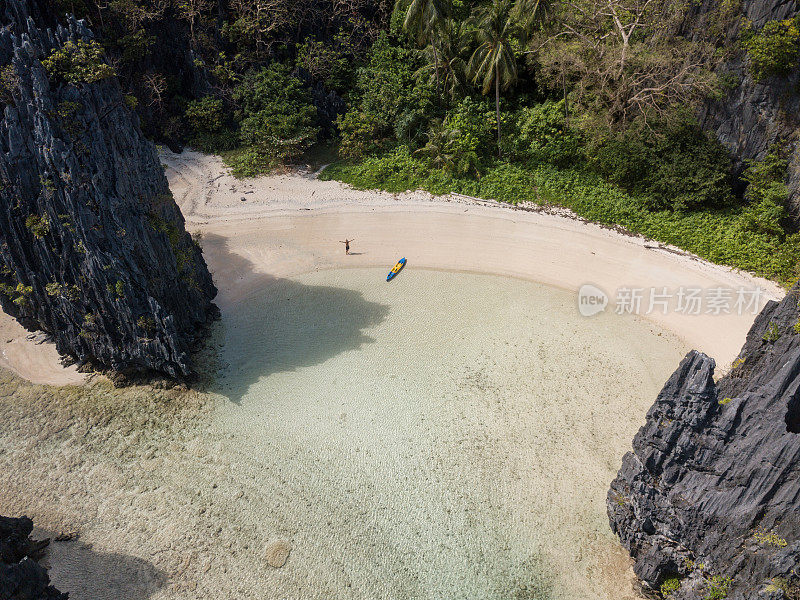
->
386, 258, 406, 281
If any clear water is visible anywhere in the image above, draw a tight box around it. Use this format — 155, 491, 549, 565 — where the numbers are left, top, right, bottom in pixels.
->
211, 268, 687, 600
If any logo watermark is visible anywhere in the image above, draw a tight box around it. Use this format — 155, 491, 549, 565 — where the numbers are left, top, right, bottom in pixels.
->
578, 285, 767, 317
578, 284, 609, 317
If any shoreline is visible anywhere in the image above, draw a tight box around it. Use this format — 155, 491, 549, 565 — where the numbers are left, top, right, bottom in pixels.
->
0, 148, 783, 386
0, 149, 788, 600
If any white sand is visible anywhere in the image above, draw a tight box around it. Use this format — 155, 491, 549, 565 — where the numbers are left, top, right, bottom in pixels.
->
165, 149, 781, 369
0, 148, 781, 383
0, 148, 787, 599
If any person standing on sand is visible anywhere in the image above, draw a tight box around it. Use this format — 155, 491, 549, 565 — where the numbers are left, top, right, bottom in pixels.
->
339, 238, 354, 255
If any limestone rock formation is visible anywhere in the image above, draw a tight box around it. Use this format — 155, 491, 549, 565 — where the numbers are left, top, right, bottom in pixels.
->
687, 0, 800, 220
608, 286, 800, 599
0, 515, 67, 600
0, 0, 217, 378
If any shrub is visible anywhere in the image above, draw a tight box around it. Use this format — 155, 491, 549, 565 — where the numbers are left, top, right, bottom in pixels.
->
116, 28, 155, 65
1, 282, 33, 307
232, 63, 318, 172
185, 96, 224, 135
505, 100, 581, 167
740, 147, 790, 236
719, 397, 733, 406
191, 129, 240, 154
763, 322, 781, 342
337, 34, 433, 158
0, 64, 20, 104
25, 214, 50, 238
42, 39, 116, 85
296, 34, 354, 91
742, 17, 800, 81
752, 529, 788, 547
337, 110, 390, 159
660, 576, 682, 598
445, 96, 495, 159
704, 575, 733, 600
592, 119, 734, 211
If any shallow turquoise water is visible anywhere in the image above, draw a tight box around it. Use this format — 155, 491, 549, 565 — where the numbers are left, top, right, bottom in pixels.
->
211, 268, 687, 600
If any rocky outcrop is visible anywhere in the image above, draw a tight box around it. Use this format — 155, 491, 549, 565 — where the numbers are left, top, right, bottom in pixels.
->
686, 0, 800, 221
0, 515, 67, 600
0, 0, 217, 379
608, 286, 800, 599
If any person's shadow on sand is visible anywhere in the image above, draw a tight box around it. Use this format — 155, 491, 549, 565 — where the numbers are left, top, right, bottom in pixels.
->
199, 234, 389, 404
37, 534, 167, 600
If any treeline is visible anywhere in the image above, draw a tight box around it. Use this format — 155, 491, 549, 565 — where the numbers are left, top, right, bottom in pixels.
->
33, 0, 800, 282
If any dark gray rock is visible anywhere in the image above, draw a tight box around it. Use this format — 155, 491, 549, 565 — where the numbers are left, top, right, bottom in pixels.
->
0, 0, 217, 379
0, 515, 67, 600
608, 286, 800, 599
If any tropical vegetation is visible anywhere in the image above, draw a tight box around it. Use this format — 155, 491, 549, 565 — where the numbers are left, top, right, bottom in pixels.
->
39, 0, 800, 284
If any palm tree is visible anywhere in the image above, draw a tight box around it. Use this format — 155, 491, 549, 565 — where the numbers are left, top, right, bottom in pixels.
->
416, 19, 471, 101
415, 119, 458, 171
468, 0, 518, 157
395, 0, 451, 95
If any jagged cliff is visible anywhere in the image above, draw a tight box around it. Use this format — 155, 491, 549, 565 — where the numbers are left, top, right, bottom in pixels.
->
0, 515, 66, 600
0, 0, 217, 378
608, 286, 800, 599
687, 0, 800, 220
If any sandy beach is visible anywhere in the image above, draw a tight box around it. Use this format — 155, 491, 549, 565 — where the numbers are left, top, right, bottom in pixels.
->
0, 149, 787, 600
0, 149, 782, 383
163, 149, 782, 367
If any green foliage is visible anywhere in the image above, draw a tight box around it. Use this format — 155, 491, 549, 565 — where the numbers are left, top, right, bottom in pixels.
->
415, 107, 490, 177
740, 147, 790, 236
116, 28, 155, 65
191, 129, 240, 154
45, 282, 81, 301
45, 282, 63, 297
445, 96, 495, 159
742, 17, 800, 81
25, 214, 50, 239
794, 319, 800, 335
0, 63, 20, 104
703, 575, 733, 600
592, 119, 734, 211
232, 63, 318, 174
185, 96, 224, 134
137, 315, 156, 335
752, 529, 788, 547
337, 34, 432, 159
296, 34, 355, 91
42, 39, 116, 85
0, 282, 33, 307
323, 154, 800, 284
505, 99, 581, 167
49, 100, 84, 136
660, 576, 682, 598
763, 322, 781, 343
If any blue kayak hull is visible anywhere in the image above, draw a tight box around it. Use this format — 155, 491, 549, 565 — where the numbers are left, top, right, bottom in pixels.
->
387, 258, 406, 281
